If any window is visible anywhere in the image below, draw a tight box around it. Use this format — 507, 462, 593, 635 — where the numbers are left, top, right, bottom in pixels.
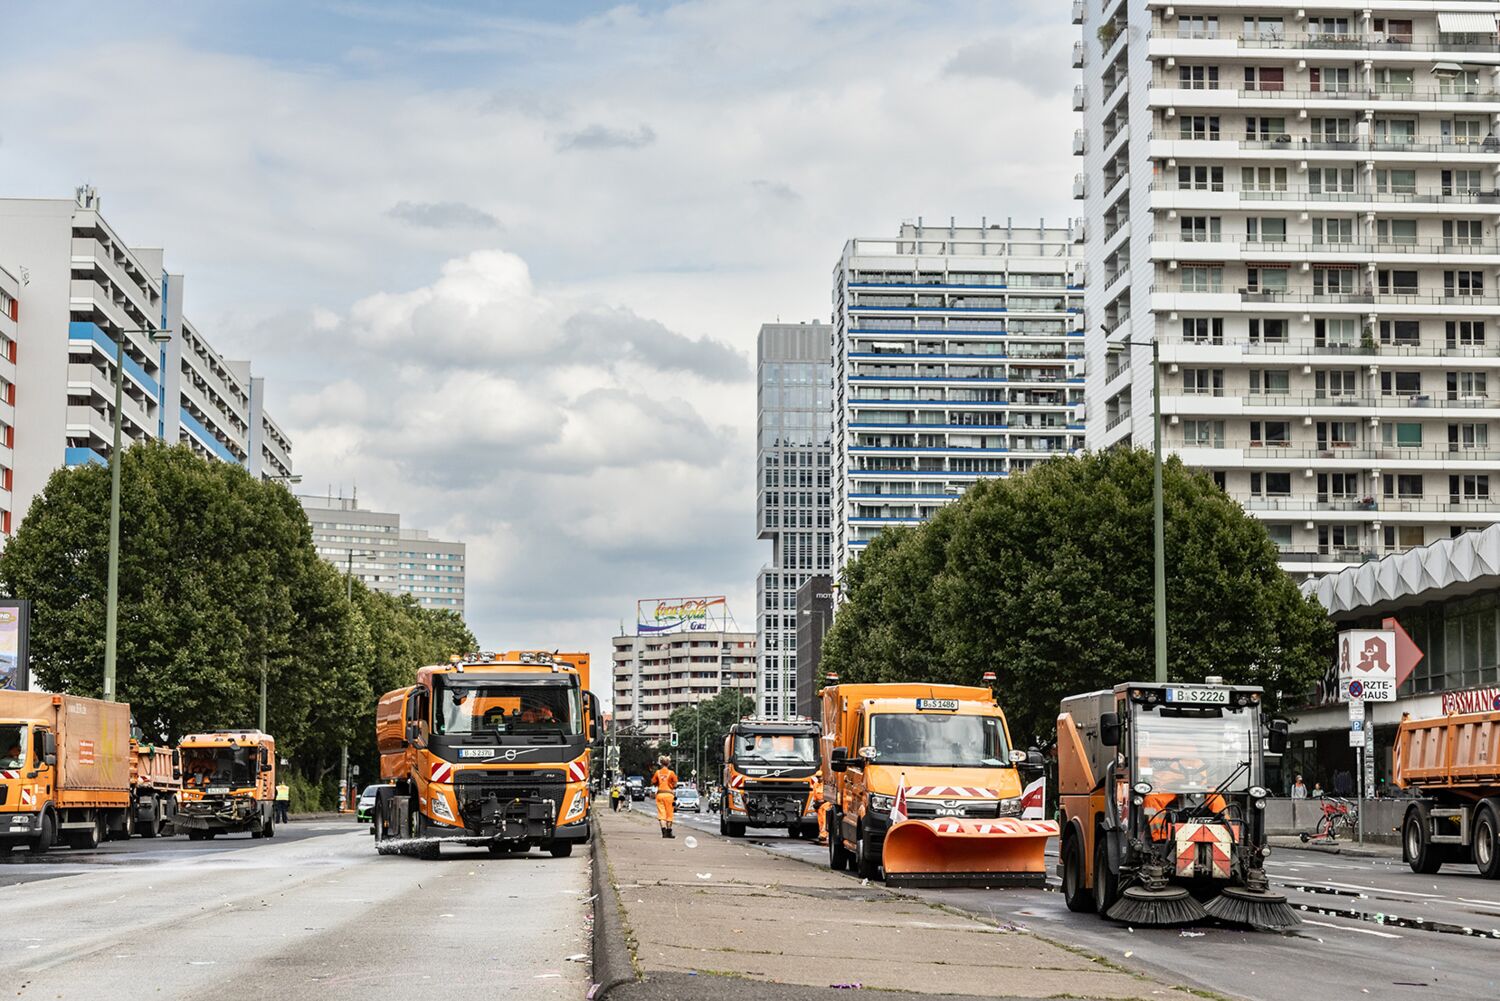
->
1444, 220, 1484, 247
1179, 115, 1220, 140
1315, 420, 1359, 449
1245, 116, 1286, 141
1448, 321, 1486, 348
1179, 265, 1222, 292
1244, 67, 1285, 92
1315, 370, 1359, 398
1449, 423, 1489, 451
1445, 270, 1484, 297
1182, 420, 1225, 447
1318, 472, 1360, 501
1180, 216, 1222, 242
1179, 65, 1220, 90
1450, 474, 1491, 503
1182, 369, 1225, 396
1380, 319, 1420, 346
1178, 15, 1218, 38
1178, 165, 1224, 191
1443, 170, 1484, 196
1249, 369, 1290, 395
1378, 269, 1419, 294
1444, 118, 1486, 145
1313, 267, 1355, 295
1311, 118, 1353, 143
1373, 19, 1414, 43
1380, 371, 1422, 397
1181, 317, 1223, 344
1266, 524, 1294, 549
1317, 524, 1360, 555
1382, 474, 1424, 499
1241, 166, 1288, 192
1383, 525, 1425, 551
1246, 218, 1287, 244
1246, 266, 1289, 292
1377, 219, 1418, 246
1252, 471, 1292, 497
1373, 121, 1416, 145
1448, 371, 1487, 401
1242, 15, 1284, 39
1315, 317, 1357, 347
1307, 16, 1350, 37
1309, 168, 1355, 194
1248, 318, 1287, 343
1310, 67, 1352, 93
1312, 219, 1355, 245
1249, 420, 1290, 446
1381, 422, 1423, 448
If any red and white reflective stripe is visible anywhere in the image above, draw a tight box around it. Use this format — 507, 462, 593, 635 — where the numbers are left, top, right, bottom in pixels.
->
567, 759, 588, 783
905, 786, 998, 799
933, 821, 963, 834
19, 787, 35, 807
728, 773, 745, 789
0, 770, 17, 780
430, 761, 454, 783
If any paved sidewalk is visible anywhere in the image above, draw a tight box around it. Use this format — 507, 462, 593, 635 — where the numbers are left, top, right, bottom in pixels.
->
596, 808, 1202, 1000
1268, 835, 1402, 859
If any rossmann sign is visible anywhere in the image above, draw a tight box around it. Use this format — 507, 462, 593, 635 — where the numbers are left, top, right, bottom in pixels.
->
1440, 687, 1500, 715
637, 596, 728, 635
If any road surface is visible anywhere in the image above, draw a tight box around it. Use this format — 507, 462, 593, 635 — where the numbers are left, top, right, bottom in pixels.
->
0, 819, 592, 1000
673, 809, 1500, 1001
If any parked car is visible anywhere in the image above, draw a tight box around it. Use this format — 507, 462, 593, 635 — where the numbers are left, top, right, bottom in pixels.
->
356, 783, 392, 826
674, 786, 702, 813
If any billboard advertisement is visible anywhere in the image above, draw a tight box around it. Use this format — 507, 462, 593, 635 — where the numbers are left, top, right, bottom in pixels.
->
637, 596, 728, 635
0, 600, 31, 691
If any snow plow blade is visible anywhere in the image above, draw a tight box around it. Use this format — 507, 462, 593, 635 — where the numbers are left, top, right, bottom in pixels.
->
881, 818, 1058, 888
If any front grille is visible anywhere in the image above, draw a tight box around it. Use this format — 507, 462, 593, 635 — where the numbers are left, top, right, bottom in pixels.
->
904, 799, 1001, 819
453, 769, 564, 812
744, 781, 807, 797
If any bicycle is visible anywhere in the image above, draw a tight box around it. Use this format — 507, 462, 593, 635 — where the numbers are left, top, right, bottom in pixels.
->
1300, 797, 1358, 843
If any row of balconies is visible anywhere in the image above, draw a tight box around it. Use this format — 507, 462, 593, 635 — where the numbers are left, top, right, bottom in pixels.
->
1154, 28, 1500, 56
1161, 335, 1500, 361
1147, 131, 1500, 158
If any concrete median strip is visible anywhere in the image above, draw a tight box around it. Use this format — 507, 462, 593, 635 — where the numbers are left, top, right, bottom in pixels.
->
593, 809, 1204, 1000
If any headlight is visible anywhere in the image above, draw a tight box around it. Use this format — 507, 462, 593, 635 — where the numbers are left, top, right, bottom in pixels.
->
1132, 782, 1153, 795
1132, 795, 1144, 806
869, 794, 894, 812
1253, 798, 1267, 810
997, 796, 1022, 817
1249, 786, 1269, 799
430, 794, 455, 821
563, 793, 587, 822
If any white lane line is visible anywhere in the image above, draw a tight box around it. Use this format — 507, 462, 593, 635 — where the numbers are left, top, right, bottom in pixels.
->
1300, 917, 1402, 939
1297, 879, 1446, 899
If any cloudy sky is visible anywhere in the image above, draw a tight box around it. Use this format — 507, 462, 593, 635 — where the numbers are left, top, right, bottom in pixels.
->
2, 0, 1074, 678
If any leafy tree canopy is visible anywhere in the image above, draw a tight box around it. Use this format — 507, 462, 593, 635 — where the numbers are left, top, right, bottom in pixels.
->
820, 449, 1331, 747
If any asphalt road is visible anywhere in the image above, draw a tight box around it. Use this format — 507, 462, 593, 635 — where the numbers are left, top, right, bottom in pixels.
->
674, 810, 1500, 1001
0, 819, 592, 1000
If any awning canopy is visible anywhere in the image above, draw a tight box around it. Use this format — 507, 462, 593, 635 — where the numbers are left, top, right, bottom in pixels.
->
1437, 11, 1497, 34
1430, 61, 1467, 75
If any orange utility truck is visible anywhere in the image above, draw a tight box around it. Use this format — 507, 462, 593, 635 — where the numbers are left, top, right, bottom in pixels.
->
1394, 708, 1500, 878
1057, 680, 1297, 929
719, 717, 821, 838
373, 651, 599, 859
175, 730, 277, 840
0, 690, 135, 852
821, 682, 1055, 886
130, 734, 180, 838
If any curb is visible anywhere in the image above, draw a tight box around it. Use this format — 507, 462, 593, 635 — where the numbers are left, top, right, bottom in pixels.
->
589, 818, 638, 1000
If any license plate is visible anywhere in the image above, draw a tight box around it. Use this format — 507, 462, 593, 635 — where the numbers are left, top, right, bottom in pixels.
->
916, 699, 959, 711
206, 786, 230, 795
1164, 686, 1229, 705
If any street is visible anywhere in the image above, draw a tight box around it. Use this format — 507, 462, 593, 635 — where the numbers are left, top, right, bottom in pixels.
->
669, 808, 1500, 1001
0, 819, 592, 1000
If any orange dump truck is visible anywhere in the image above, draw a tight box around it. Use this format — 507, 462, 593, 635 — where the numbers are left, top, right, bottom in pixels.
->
373, 651, 598, 859
175, 730, 277, 840
821, 682, 1055, 887
1394, 709, 1500, 878
719, 717, 821, 838
0, 690, 133, 851
130, 735, 180, 838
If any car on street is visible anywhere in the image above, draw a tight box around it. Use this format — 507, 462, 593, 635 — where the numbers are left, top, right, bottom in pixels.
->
674, 786, 701, 812
356, 783, 392, 825
626, 776, 645, 801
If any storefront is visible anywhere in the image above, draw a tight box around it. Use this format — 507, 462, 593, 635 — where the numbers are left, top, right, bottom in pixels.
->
1298, 526, 1500, 796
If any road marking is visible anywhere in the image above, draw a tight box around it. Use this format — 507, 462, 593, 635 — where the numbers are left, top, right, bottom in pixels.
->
1300, 917, 1402, 939
1300, 880, 1446, 899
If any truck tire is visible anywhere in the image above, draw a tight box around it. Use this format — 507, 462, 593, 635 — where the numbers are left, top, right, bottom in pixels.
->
724, 814, 745, 837
65, 813, 104, 850
855, 825, 880, 880
1474, 804, 1500, 880
139, 811, 161, 839
1404, 807, 1443, 875
549, 842, 574, 858
1062, 831, 1094, 913
828, 809, 852, 871
28, 810, 54, 855
1093, 833, 1119, 917
264, 816, 276, 839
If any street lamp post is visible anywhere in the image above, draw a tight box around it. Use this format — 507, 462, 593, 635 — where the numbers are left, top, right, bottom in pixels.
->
103, 327, 172, 703
1109, 333, 1168, 684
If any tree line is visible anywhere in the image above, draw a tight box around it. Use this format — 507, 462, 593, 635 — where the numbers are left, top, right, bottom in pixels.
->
819, 449, 1332, 747
0, 443, 474, 804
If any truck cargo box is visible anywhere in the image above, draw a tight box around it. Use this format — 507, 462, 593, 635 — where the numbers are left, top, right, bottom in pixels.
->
1394, 711, 1500, 791
0, 690, 132, 796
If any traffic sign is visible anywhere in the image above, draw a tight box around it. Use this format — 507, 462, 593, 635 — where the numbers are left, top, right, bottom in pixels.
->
1347, 698, 1365, 722
1349, 729, 1366, 747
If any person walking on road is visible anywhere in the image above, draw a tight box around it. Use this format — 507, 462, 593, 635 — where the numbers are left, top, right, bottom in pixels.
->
811, 773, 829, 845
652, 756, 678, 839
274, 781, 291, 823
1290, 774, 1308, 799
610, 783, 622, 813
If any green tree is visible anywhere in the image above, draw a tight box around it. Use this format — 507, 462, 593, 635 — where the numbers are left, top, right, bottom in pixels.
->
821, 449, 1331, 746
666, 689, 754, 782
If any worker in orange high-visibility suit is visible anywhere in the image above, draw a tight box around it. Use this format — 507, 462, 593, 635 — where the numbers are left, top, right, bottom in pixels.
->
652, 756, 678, 839
811, 774, 829, 845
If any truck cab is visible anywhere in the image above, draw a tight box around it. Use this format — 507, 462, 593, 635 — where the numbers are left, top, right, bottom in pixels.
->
719, 718, 821, 838
0, 718, 56, 852
373, 652, 599, 859
175, 730, 277, 840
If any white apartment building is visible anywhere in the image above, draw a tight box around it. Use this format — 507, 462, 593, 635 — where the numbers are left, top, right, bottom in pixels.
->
0, 187, 291, 533
1078, 1, 1500, 573
755, 321, 834, 719
832, 221, 1087, 573
0, 268, 17, 536
299, 493, 466, 612
610, 628, 757, 740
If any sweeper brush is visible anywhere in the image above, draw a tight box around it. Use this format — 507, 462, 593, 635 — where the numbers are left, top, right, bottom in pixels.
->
1106, 884, 1209, 926
1203, 885, 1301, 931
880, 817, 1057, 888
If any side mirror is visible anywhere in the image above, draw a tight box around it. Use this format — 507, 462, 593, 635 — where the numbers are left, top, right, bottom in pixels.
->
1027, 749, 1045, 767
42, 733, 57, 765
43, 753, 57, 766
261, 762, 273, 773
1099, 712, 1121, 748
405, 721, 421, 745
1009, 749, 1027, 765
1268, 719, 1289, 755
172, 768, 182, 780
830, 747, 848, 773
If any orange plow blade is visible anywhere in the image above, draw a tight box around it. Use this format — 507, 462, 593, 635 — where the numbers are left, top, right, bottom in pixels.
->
881, 818, 1058, 888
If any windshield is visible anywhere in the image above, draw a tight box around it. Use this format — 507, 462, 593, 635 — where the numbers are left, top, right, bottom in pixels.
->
435, 679, 582, 737
182, 747, 255, 788
1132, 707, 1260, 794
0, 723, 25, 768
733, 733, 817, 766
867, 713, 1010, 767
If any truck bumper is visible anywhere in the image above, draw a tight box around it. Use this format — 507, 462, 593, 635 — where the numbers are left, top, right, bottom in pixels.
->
0, 811, 39, 840
176, 800, 264, 832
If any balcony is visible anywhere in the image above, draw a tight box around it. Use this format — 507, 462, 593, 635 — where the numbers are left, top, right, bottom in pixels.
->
1151, 79, 1500, 106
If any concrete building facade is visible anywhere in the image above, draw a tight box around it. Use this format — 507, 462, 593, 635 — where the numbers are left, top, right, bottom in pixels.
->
793, 574, 834, 718
0, 268, 17, 536
832, 221, 1087, 573
0, 188, 291, 534
611, 627, 757, 740
1078, 1, 1500, 574
755, 321, 834, 719
299, 493, 466, 613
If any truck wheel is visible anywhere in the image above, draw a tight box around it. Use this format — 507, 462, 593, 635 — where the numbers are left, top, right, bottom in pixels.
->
66, 814, 104, 850
855, 826, 880, 880
1474, 805, 1500, 879
28, 811, 54, 855
828, 810, 852, 871
725, 815, 745, 837
1093, 833, 1119, 917
264, 817, 276, 839
549, 842, 574, 858
1062, 832, 1094, 913
1404, 808, 1442, 875
140, 812, 161, 839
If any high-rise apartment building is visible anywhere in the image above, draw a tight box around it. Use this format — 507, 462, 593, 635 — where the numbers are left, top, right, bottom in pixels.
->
0, 267, 18, 536
0, 187, 292, 533
1078, 2, 1500, 573
755, 321, 833, 719
611, 601, 756, 739
832, 221, 1087, 572
299, 493, 466, 613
